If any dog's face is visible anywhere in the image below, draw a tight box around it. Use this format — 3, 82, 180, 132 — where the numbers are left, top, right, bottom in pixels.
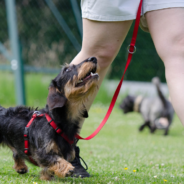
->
63, 57, 99, 101
47, 57, 99, 112
119, 95, 135, 114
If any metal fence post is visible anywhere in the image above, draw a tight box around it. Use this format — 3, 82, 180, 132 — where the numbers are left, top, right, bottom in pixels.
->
6, 0, 26, 105
70, 0, 83, 38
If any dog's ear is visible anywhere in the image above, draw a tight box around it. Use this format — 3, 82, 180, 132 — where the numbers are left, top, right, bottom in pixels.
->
82, 104, 88, 118
47, 86, 67, 110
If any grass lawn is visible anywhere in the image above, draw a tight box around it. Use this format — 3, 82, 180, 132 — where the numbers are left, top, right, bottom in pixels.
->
0, 104, 184, 184
0, 72, 113, 107
0, 71, 184, 183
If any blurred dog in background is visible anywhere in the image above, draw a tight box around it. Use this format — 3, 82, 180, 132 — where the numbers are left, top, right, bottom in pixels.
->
119, 77, 174, 135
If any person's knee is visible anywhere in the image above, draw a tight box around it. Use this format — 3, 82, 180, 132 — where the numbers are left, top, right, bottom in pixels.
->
155, 32, 184, 65
172, 34, 184, 58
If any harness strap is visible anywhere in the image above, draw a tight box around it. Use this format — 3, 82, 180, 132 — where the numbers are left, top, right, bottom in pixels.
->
24, 112, 74, 166
45, 113, 74, 144
24, 112, 44, 155
28, 156, 39, 166
75, 0, 143, 141
24, 112, 44, 166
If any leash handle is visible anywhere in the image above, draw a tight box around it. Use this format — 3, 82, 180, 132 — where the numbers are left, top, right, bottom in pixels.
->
76, 0, 143, 141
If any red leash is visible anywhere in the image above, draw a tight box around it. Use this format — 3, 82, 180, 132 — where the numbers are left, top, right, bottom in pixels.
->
76, 0, 143, 141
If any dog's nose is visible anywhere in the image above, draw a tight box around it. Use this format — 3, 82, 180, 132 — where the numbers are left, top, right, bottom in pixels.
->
87, 57, 97, 64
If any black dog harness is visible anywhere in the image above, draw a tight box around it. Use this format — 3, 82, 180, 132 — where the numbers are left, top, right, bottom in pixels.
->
24, 111, 75, 165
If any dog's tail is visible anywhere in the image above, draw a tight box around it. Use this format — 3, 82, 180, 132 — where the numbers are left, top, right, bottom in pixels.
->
152, 77, 167, 108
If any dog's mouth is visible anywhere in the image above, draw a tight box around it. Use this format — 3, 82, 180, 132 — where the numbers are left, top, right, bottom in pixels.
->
75, 66, 99, 87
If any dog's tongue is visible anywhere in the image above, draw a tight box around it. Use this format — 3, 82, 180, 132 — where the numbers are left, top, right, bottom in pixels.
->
76, 72, 99, 87
83, 72, 98, 81
83, 74, 91, 81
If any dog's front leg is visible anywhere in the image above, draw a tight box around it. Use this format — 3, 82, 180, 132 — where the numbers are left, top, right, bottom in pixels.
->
40, 157, 74, 180
67, 147, 75, 162
40, 168, 54, 180
37, 140, 74, 180
164, 126, 170, 136
150, 126, 157, 134
139, 121, 150, 131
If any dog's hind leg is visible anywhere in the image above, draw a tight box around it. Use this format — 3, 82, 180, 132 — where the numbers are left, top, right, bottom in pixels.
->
12, 148, 28, 174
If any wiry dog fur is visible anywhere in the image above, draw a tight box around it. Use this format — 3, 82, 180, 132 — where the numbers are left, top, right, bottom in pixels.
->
0, 57, 99, 180
119, 77, 174, 136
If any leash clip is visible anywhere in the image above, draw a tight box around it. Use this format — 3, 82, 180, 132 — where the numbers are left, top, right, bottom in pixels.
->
127, 44, 136, 54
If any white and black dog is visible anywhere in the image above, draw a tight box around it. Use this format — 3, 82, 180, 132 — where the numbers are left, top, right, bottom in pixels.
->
119, 77, 174, 135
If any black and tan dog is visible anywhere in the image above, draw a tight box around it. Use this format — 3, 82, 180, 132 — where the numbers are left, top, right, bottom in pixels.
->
0, 57, 99, 180
119, 77, 174, 135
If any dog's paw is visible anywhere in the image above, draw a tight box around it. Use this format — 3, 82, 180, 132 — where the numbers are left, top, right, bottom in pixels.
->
64, 163, 74, 177
13, 156, 28, 174
17, 168, 28, 174
14, 166, 28, 174
150, 128, 156, 133
139, 126, 144, 131
40, 168, 54, 181
48, 158, 74, 178
40, 173, 54, 180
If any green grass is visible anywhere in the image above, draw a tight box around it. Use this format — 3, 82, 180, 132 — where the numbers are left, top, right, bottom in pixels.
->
0, 104, 184, 183
0, 72, 114, 107
0, 72, 56, 107
1, 71, 184, 183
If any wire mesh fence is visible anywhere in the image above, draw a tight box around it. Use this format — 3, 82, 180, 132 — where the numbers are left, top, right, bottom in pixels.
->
17, 0, 81, 68
0, 0, 82, 72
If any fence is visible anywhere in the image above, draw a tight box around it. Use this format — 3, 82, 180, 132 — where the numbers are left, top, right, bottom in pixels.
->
0, 0, 165, 105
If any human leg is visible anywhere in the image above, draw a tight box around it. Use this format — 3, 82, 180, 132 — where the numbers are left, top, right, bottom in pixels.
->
146, 8, 184, 125
71, 18, 133, 130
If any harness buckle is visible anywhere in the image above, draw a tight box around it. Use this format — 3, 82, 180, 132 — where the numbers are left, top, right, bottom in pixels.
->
24, 149, 29, 155
24, 127, 29, 137
33, 111, 41, 116
48, 119, 53, 124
